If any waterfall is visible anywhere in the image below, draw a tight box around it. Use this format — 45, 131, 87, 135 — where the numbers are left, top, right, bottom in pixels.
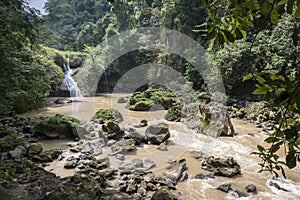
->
62, 57, 83, 97
103, 70, 109, 93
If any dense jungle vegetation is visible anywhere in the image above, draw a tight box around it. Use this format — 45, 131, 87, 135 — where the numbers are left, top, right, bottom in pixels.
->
0, 0, 299, 175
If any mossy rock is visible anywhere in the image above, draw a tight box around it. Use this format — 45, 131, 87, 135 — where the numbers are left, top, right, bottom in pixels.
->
102, 120, 124, 140
165, 106, 181, 121
111, 139, 136, 153
28, 143, 43, 156
127, 90, 178, 111
94, 109, 123, 123
130, 100, 155, 111
33, 114, 85, 140
151, 187, 178, 200
0, 132, 25, 152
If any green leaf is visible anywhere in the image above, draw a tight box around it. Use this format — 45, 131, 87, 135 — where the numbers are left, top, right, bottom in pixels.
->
264, 137, 277, 143
256, 75, 266, 84
253, 86, 268, 95
286, 151, 296, 169
257, 145, 265, 152
207, 28, 218, 40
270, 9, 279, 24
261, 2, 271, 16
295, 4, 300, 18
223, 30, 235, 42
243, 73, 254, 81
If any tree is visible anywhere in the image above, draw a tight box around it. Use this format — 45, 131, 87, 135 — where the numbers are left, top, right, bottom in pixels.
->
0, 0, 62, 115
203, 0, 300, 177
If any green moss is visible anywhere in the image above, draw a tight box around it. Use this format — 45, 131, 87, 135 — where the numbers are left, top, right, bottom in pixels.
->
94, 109, 123, 123
33, 114, 84, 139
102, 120, 123, 140
165, 106, 181, 121
0, 160, 35, 181
28, 143, 43, 155
127, 90, 178, 111
0, 132, 25, 152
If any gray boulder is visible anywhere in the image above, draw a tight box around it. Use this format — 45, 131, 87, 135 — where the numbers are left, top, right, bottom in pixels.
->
202, 156, 241, 177
145, 123, 170, 145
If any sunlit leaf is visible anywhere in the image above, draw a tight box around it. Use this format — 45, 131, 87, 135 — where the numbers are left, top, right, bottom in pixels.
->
271, 9, 279, 24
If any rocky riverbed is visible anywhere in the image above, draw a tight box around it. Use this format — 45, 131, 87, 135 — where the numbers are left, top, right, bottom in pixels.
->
0, 94, 300, 199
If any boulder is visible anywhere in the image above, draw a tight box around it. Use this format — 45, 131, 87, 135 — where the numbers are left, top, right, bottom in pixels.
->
33, 115, 86, 140
64, 161, 77, 169
0, 132, 25, 152
245, 184, 257, 194
164, 159, 188, 184
133, 119, 148, 128
165, 106, 181, 122
124, 131, 145, 145
93, 109, 123, 124
151, 187, 178, 200
9, 146, 26, 160
217, 183, 247, 197
145, 123, 170, 145
119, 158, 155, 173
117, 97, 128, 103
28, 143, 43, 156
202, 156, 241, 177
102, 120, 124, 140
111, 139, 136, 154
54, 98, 72, 104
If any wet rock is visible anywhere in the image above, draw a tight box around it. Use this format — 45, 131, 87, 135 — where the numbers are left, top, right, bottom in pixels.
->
124, 131, 145, 145
54, 98, 72, 104
107, 140, 116, 146
190, 150, 205, 160
195, 173, 215, 180
151, 187, 178, 200
165, 106, 181, 122
199, 103, 234, 136
33, 114, 86, 140
164, 159, 188, 184
117, 97, 128, 103
70, 146, 82, 153
28, 143, 43, 155
111, 139, 136, 154
9, 145, 26, 160
89, 157, 110, 170
268, 180, 289, 192
134, 119, 148, 128
64, 161, 77, 169
93, 108, 123, 124
119, 158, 155, 173
202, 156, 241, 177
157, 143, 168, 151
0, 132, 25, 152
245, 184, 257, 193
217, 183, 247, 197
109, 193, 132, 200
145, 123, 170, 145
116, 153, 125, 160
102, 120, 124, 140
40, 148, 63, 162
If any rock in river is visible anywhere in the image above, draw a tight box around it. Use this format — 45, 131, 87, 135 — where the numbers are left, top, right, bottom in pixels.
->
145, 123, 170, 145
202, 156, 241, 177
164, 159, 188, 184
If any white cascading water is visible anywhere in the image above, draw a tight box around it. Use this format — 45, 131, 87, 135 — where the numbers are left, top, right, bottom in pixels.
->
62, 57, 83, 97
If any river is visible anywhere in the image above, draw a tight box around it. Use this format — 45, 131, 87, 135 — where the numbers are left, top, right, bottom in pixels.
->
31, 94, 300, 200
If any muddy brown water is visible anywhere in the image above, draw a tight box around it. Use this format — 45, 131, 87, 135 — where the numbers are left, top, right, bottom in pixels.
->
29, 94, 300, 200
